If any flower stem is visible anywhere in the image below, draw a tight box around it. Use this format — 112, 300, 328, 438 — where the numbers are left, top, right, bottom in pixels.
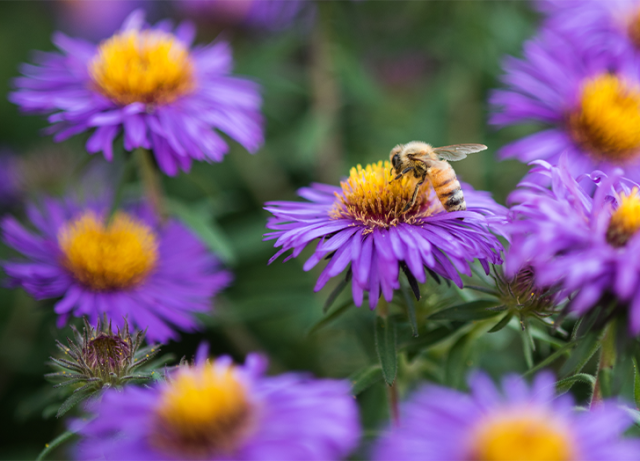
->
36, 430, 76, 461
107, 151, 137, 223
135, 148, 166, 221
387, 381, 400, 427
591, 322, 616, 407
310, 0, 343, 183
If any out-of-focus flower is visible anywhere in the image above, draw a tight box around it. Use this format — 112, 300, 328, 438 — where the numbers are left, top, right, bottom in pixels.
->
47, 316, 161, 416
264, 160, 505, 309
538, 0, 640, 59
10, 10, 263, 176
177, 0, 310, 31
373, 371, 640, 461
506, 155, 640, 333
1, 197, 232, 342
490, 28, 640, 181
55, 0, 149, 41
0, 150, 22, 211
73, 353, 361, 460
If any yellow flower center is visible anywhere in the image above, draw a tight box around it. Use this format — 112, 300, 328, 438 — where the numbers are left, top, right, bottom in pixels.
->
151, 363, 254, 457
58, 211, 158, 291
469, 411, 576, 461
330, 161, 440, 232
607, 187, 640, 247
90, 30, 195, 106
569, 74, 640, 162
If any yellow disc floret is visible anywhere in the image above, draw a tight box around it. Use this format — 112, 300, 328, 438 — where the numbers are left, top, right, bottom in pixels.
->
469, 410, 576, 461
330, 161, 440, 231
151, 363, 254, 457
90, 30, 195, 106
58, 211, 158, 290
569, 74, 640, 162
607, 187, 640, 247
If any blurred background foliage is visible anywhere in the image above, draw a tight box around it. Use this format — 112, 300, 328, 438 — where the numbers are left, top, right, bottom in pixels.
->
0, 1, 570, 459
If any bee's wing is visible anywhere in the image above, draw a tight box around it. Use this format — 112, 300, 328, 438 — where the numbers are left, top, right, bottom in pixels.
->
433, 144, 487, 161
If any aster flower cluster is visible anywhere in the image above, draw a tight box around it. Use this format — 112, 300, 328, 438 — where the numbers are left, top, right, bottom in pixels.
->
5, 3, 640, 461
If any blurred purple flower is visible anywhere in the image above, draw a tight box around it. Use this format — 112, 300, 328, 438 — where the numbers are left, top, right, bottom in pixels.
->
177, 0, 310, 31
73, 353, 361, 460
55, 0, 149, 41
0, 150, 22, 210
506, 155, 640, 333
538, 0, 640, 59
10, 10, 263, 176
373, 371, 640, 461
2, 196, 232, 342
264, 161, 505, 309
490, 28, 640, 181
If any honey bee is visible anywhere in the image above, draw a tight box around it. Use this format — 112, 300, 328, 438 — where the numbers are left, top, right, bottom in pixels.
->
389, 141, 487, 212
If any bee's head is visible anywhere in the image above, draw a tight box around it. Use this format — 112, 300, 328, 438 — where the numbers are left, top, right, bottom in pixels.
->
389, 145, 404, 172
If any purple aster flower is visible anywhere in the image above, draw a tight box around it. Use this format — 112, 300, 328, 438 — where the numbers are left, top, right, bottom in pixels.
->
506, 154, 640, 333
1, 196, 232, 342
54, 0, 150, 41
538, 0, 640, 59
72, 353, 361, 460
264, 160, 505, 309
10, 10, 263, 176
490, 27, 640, 181
373, 371, 640, 461
177, 0, 310, 31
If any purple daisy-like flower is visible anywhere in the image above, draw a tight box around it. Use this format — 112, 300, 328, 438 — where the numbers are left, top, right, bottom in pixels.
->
73, 353, 361, 460
177, 0, 310, 31
373, 371, 640, 461
538, 0, 640, 59
1, 196, 232, 342
506, 154, 640, 333
490, 27, 640, 181
264, 160, 505, 309
10, 10, 263, 176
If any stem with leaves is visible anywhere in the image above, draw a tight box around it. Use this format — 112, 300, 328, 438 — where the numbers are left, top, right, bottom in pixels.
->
591, 321, 616, 407
135, 148, 166, 221
375, 299, 400, 426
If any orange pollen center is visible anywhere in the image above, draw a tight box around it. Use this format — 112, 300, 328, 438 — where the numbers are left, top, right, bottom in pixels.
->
150, 363, 254, 457
90, 29, 195, 106
58, 211, 158, 291
330, 161, 441, 232
468, 410, 576, 461
569, 74, 640, 162
607, 187, 640, 247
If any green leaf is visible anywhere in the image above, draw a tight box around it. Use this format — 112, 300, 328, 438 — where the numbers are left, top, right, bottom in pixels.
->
36, 430, 77, 461
400, 322, 466, 359
555, 373, 596, 395
523, 340, 577, 377
428, 300, 504, 321
375, 316, 397, 386
307, 300, 353, 336
634, 358, 640, 410
323, 271, 351, 313
56, 384, 98, 418
521, 326, 534, 370
166, 199, 236, 265
349, 365, 383, 395
445, 332, 472, 389
399, 274, 419, 337
489, 312, 513, 333
559, 331, 602, 377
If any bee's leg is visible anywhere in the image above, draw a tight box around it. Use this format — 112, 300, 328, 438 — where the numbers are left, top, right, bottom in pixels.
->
392, 167, 414, 182
403, 173, 427, 213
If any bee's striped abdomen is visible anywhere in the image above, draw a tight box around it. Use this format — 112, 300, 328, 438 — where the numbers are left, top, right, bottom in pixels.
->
429, 162, 466, 212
